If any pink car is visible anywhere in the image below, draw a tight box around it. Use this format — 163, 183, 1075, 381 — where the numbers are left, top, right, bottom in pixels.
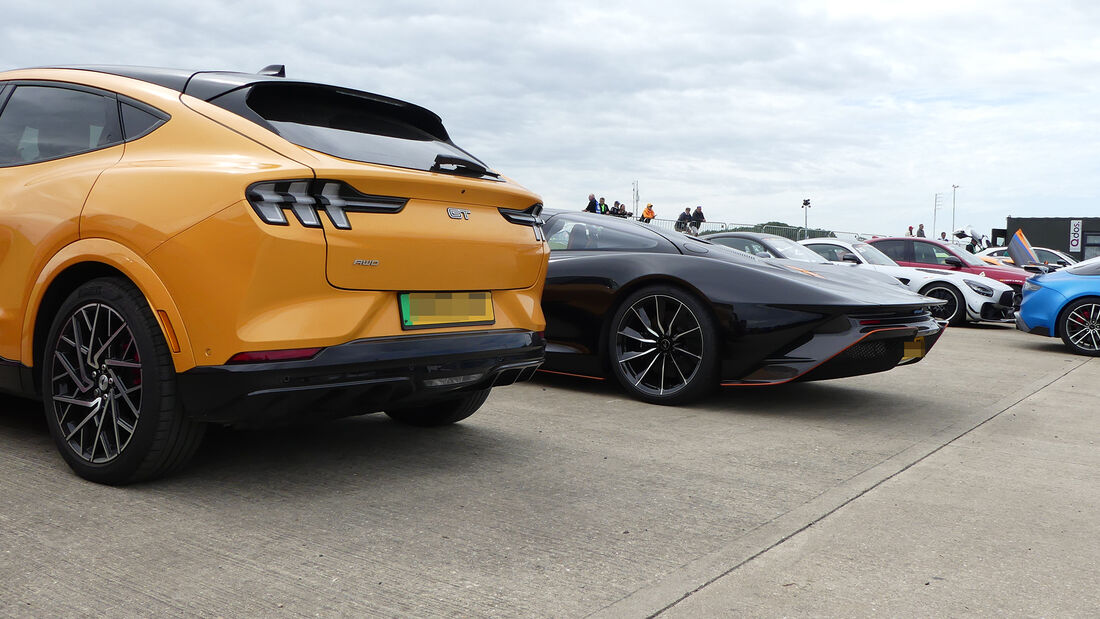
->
867, 237, 1030, 291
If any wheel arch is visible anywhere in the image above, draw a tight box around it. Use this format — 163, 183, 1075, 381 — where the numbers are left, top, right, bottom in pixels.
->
24, 239, 196, 382
1054, 294, 1100, 338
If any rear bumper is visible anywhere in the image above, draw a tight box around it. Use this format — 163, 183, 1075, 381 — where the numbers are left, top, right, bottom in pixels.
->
1015, 312, 1050, 337
177, 329, 544, 423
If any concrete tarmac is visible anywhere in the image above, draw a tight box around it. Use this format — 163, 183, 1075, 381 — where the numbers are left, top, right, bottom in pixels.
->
0, 324, 1095, 617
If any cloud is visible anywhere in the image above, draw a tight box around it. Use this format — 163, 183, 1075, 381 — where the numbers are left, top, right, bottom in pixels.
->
3, 0, 1099, 237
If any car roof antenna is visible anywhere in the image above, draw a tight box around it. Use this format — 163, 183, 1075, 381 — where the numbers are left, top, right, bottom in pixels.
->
257, 64, 285, 77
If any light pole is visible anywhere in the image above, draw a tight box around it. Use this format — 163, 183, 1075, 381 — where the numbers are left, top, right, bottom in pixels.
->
801, 199, 811, 239
951, 184, 959, 236
932, 193, 943, 238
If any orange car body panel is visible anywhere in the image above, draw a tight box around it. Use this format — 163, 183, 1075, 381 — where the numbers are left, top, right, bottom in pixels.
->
0, 67, 547, 380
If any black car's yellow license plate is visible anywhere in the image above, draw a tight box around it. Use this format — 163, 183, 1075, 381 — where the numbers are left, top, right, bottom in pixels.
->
399, 292, 495, 329
902, 335, 926, 361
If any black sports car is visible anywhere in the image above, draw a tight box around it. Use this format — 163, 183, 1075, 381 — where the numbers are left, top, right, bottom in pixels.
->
540, 212, 945, 404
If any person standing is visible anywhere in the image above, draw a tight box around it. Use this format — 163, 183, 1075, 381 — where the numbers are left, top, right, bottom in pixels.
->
916, 223, 926, 237
585, 194, 598, 213
690, 205, 706, 235
598, 197, 608, 214
906, 226, 914, 236
675, 207, 691, 232
939, 231, 948, 241
641, 203, 655, 223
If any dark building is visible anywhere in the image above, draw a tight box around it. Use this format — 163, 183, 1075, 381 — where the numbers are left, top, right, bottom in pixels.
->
1002, 217, 1100, 260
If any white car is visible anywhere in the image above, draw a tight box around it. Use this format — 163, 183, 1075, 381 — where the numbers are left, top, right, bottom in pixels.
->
977, 246, 1077, 267
801, 238, 1017, 326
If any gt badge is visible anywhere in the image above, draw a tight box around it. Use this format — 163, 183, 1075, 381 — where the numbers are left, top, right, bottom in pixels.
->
447, 207, 471, 220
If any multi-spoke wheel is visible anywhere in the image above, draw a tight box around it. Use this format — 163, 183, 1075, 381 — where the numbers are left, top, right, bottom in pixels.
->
1059, 297, 1100, 357
920, 284, 965, 326
50, 302, 142, 464
608, 285, 719, 404
43, 278, 204, 484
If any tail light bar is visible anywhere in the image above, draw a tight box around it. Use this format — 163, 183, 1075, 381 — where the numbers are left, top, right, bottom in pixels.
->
499, 203, 545, 241
246, 180, 406, 230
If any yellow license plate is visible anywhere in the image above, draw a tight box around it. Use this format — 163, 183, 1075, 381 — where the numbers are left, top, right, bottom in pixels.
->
399, 292, 494, 329
902, 336, 926, 361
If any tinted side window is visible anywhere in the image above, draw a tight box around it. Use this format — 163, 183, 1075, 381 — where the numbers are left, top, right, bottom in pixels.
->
872, 240, 908, 261
0, 86, 121, 166
121, 102, 165, 140
711, 237, 772, 257
912, 241, 954, 265
1034, 249, 1062, 264
805, 243, 844, 262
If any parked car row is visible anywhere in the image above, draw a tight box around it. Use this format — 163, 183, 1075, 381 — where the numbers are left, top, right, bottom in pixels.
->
1, 65, 1095, 484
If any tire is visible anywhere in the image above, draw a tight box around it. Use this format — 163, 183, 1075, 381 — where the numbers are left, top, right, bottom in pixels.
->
920, 283, 965, 326
384, 388, 491, 427
42, 277, 205, 484
607, 284, 719, 405
1058, 297, 1100, 357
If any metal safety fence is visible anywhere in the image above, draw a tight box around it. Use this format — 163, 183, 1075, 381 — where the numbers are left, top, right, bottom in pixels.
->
638, 217, 884, 242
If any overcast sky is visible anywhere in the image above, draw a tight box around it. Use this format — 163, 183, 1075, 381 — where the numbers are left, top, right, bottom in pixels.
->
3, 0, 1099, 237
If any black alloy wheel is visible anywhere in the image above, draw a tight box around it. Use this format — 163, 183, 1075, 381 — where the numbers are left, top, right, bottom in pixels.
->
920, 284, 965, 326
43, 278, 204, 484
1059, 297, 1100, 357
609, 285, 719, 404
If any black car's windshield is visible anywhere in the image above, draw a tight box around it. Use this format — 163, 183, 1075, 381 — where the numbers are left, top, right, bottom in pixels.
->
544, 214, 676, 252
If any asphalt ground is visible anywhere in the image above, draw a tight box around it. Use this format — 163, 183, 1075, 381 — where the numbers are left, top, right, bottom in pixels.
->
0, 323, 1096, 617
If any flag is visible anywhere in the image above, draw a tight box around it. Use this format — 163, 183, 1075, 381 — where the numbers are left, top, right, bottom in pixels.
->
1007, 229, 1040, 266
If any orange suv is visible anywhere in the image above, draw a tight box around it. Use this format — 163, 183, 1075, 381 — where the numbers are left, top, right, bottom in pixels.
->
0, 65, 548, 484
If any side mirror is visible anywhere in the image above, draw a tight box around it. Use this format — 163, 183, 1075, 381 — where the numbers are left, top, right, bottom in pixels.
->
841, 252, 860, 263
1058, 260, 1069, 267
755, 251, 772, 259
944, 256, 965, 268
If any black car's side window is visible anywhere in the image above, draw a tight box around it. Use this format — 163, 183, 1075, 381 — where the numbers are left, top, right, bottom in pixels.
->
0, 85, 122, 166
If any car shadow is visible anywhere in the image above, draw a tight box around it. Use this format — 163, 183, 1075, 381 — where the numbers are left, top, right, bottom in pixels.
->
164, 412, 539, 491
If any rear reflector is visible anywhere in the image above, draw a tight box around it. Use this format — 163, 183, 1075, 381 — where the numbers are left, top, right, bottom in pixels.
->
227, 347, 323, 364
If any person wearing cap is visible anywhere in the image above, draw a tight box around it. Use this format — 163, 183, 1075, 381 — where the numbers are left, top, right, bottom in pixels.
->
640, 203, 655, 223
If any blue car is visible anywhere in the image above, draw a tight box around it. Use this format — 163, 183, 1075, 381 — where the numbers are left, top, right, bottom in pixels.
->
1017, 256, 1100, 356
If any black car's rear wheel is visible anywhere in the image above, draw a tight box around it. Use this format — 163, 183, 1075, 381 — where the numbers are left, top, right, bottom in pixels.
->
920, 283, 965, 326
43, 278, 204, 484
385, 388, 491, 426
608, 285, 718, 404
1059, 297, 1100, 356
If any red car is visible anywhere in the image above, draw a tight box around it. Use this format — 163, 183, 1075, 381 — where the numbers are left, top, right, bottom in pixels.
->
867, 237, 1030, 291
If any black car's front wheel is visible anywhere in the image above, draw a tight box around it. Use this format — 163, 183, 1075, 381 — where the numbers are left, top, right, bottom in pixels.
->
1059, 297, 1100, 357
42, 278, 204, 484
608, 285, 719, 404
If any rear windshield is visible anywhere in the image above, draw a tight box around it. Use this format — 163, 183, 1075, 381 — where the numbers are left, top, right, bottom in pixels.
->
218, 83, 490, 174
